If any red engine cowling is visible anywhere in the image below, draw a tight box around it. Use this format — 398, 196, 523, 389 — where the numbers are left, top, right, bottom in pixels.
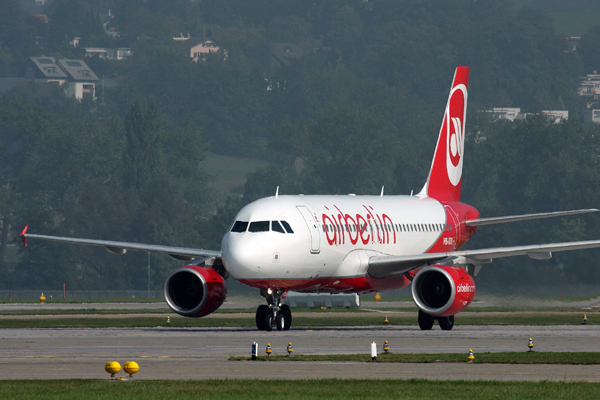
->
164, 265, 227, 318
410, 265, 475, 317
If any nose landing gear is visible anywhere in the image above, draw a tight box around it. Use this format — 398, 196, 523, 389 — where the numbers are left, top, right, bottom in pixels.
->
256, 288, 292, 331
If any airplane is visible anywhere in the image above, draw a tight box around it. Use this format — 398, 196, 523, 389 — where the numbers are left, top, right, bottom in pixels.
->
20, 66, 600, 332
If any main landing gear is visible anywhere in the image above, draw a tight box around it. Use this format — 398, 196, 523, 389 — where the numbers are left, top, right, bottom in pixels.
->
418, 310, 454, 331
256, 288, 292, 331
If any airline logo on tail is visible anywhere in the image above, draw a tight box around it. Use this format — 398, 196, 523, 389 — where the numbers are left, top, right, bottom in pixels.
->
446, 83, 467, 186
423, 66, 469, 202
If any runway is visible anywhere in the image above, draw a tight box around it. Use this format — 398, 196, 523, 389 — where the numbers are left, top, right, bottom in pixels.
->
1, 325, 599, 381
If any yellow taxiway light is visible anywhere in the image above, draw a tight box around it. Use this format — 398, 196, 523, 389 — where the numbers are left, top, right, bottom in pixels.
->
383, 315, 389, 324
167, 316, 171, 326
583, 314, 588, 324
287, 342, 294, 357
467, 349, 474, 363
528, 338, 534, 352
383, 340, 389, 353
374, 293, 381, 301
39, 293, 46, 303
105, 361, 121, 377
266, 343, 272, 357
123, 361, 140, 377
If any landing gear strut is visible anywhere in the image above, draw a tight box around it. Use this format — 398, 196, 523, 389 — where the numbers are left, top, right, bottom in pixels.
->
255, 288, 292, 331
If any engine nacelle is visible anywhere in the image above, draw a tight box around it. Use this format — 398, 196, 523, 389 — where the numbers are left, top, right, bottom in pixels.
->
164, 265, 227, 318
411, 265, 475, 317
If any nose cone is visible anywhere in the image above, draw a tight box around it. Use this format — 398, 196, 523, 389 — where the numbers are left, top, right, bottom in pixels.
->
221, 232, 264, 280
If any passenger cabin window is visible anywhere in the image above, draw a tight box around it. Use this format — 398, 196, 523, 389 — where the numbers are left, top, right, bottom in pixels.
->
249, 221, 270, 232
231, 221, 248, 232
272, 221, 285, 233
281, 221, 294, 233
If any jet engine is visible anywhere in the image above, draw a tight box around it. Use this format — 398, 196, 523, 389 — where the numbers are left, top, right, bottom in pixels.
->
411, 265, 475, 317
164, 265, 227, 318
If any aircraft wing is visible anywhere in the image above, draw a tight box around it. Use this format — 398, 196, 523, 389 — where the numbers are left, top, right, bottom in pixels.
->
20, 226, 221, 261
368, 239, 600, 279
465, 209, 598, 227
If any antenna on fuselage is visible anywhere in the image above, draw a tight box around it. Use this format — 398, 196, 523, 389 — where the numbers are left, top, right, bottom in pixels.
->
275, 186, 279, 199
380, 186, 385, 197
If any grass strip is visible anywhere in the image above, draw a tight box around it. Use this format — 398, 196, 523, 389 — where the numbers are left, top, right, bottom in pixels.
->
0, 312, 596, 328
0, 298, 163, 304
0, 316, 255, 329
231, 352, 600, 364
0, 379, 599, 400
0, 308, 259, 316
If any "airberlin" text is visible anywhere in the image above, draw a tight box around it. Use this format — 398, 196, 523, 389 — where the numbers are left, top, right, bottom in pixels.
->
322, 205, 396, 246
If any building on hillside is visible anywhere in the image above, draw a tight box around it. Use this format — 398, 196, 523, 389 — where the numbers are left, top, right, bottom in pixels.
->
584, 109, 600, 124
578, 74, 600, 99
28, 56, 99, 100
28, 56, 68, 82
84, 47, 132, 60
488, 108, 568, 123
174, 37, 226, 62
488, 108, 524, 121
70, 37, 81, 48
541, 110, 568, 123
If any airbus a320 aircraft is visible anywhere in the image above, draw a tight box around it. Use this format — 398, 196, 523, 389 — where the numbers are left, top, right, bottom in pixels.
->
21, 66, 600, 331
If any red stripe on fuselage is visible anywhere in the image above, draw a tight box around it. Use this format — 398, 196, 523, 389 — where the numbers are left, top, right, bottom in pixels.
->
238, 274, 410, 294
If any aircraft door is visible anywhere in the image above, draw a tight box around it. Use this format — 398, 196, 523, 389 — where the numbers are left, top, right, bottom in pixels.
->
296, 206, 321, 254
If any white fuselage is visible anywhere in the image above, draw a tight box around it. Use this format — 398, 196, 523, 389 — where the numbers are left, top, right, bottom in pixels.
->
221, 194, 460, 293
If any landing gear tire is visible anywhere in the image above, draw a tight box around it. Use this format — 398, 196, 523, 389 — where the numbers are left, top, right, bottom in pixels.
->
281, 305, 292, 331
256, 305, 269, 330
438, 315, 454, 331
276, 312, 285, 331
264, 312, 273, 331
418, 310, 435, 330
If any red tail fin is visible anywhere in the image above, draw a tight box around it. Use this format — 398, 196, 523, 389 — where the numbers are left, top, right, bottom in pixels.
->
420, 67, 469, 202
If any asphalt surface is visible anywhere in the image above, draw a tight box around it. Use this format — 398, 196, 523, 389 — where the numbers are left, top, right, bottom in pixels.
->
1, 299, 600, 381
1, 324, 600, 381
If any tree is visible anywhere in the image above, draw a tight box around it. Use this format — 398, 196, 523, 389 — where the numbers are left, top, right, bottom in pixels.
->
578, 25, 600, 74
272, 105, 400, 194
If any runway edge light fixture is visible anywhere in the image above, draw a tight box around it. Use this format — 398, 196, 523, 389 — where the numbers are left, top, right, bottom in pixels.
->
467, 349, 474, 363
123, 361, 140, 378
105, 361, 121, 378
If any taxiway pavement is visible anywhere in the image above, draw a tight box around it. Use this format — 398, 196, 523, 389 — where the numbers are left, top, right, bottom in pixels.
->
1, 325, 599, 381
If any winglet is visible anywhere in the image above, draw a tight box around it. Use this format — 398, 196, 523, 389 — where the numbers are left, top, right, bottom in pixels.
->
20, 225, 28, 247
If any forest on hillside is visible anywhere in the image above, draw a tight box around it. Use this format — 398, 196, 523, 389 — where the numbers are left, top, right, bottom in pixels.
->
2, 0, 600, 292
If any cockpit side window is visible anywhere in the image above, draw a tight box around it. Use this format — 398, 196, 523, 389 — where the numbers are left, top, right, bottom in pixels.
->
231, 221, 248, 232
280, 221, 294, 234
248, 220, 270, 232
272, 221, 285, 233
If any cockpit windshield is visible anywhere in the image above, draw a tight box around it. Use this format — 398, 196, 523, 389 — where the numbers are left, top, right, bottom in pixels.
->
248, 221, 270, 232
230, 220, 294, 234
231, 221, 248, 232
